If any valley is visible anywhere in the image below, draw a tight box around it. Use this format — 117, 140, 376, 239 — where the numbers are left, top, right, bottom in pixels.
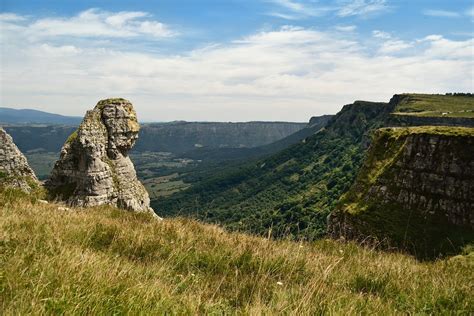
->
3, 95, 473, 252
1, 93, 473, 314
2, 2, 472, 313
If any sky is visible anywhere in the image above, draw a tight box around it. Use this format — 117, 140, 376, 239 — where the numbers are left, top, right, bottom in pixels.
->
0, 0, 473, 122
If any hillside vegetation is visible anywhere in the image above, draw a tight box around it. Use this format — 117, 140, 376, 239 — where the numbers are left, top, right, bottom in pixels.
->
156, 94, 474, 241
392, 94, 474, 118
155, 101, 390, 239
1, 189, 473, 314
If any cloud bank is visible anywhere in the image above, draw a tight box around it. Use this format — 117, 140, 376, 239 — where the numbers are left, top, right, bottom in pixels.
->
1, 9, 472, 121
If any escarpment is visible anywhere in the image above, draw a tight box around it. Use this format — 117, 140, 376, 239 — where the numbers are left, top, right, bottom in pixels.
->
0, 127, 40, 192
46, 98, 155, 214
328, 126, 474, 258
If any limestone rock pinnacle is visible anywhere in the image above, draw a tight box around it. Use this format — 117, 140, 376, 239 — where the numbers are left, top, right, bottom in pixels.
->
0, 127, 40, 192
46, 98, 156, 214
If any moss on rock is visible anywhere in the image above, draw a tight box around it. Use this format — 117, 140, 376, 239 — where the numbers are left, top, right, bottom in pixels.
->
329, 126, 474, 259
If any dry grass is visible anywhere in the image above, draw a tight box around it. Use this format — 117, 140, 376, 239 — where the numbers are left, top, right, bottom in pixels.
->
1, 189, 473, 315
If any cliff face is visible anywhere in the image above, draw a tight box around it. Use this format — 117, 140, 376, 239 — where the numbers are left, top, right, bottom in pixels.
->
0, 127, 40, 192
328, 127, 474, 258
134, 121, 307, 153
46, 99, 154, 214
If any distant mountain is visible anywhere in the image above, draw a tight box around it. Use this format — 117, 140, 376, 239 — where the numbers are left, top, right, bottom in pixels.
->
0, 107, 82, 125
180, 115, 333, 161
135, 121, 307, 153
3, 125, 77, 152
4, 120, 307, 155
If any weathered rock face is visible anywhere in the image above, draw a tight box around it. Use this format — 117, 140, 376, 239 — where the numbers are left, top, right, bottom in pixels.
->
0, 127, 40, 192
46, 98, 155, 214
328, 127, 474, 258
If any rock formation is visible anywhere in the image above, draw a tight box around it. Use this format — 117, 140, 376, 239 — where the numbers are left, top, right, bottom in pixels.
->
0, 127, 40, 192
46, 98, 155, 214
328, 126, 474, 258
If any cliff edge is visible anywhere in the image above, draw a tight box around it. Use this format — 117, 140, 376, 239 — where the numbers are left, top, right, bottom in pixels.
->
328, 126, 474, 258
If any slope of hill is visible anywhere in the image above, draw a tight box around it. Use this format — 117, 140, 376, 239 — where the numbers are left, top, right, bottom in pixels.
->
1, 189, 472, 314
155, 101, 391, 239
0, 107, 82, 125
155, 94, 474, 240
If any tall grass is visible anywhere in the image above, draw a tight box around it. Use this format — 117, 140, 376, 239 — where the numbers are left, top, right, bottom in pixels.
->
1, 192, 473, 314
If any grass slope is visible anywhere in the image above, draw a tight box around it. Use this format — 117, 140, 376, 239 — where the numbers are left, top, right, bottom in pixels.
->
1, 190, 473, 314
392, 94, 474, 118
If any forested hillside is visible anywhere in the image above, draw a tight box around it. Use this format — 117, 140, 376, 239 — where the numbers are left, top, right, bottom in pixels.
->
155, 94, 474, 240
155, 101, 391, 239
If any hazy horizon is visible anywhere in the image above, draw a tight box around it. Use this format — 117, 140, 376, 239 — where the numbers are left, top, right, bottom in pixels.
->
1, 0, 473, 121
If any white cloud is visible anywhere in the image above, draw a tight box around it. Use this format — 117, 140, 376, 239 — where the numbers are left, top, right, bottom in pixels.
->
337, 0, 389, 17
335, 25, 357, 32
423, 9, 460, 18
0, 13, 27, 22
267, 12, 301, 20
372, 30, 413, 54
372, 30, 391, 39
267, 0, 389, 19
266, 0, 334, 19
26, 8, 176, 39
420, 35, 474, 59
271, 0, 307, 12
37, 44, 82, 56
378, 40, 412, 53
1, 12, 472, 121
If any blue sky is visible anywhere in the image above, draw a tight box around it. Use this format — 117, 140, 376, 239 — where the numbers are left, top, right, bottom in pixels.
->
1, 0, 473, 121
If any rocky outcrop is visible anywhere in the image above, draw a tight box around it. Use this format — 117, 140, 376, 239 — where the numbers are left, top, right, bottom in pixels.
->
0, 127, 40, 192
46, 98, 155, 214
386, 114, 474, 128
328, 126, 474, 258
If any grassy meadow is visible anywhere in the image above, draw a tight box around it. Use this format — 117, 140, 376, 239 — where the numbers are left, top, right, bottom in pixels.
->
1, 189, 473, 314
393, 94, 474, 118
